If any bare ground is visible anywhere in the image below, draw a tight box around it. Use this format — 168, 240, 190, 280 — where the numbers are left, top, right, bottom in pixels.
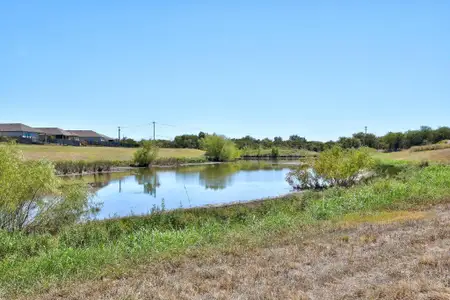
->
30, 204, 450, 300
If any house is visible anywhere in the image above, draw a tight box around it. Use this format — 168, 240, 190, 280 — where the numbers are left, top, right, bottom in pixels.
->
0, 123, 42, 142
67, 130, 115, 144
35, 128, 80, 145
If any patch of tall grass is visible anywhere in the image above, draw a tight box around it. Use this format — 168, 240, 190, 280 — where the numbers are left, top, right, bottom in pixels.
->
409, 143, 450, 152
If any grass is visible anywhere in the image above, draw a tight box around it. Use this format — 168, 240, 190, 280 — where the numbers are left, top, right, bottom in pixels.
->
13, 144, 205, 162
2, 164, 450, 298
373, 148, 450, 163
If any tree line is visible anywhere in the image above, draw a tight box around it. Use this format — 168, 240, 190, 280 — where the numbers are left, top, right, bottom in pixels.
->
119, 126, 450, 152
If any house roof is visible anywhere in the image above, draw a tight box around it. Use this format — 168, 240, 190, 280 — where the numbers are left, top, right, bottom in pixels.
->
0, 123, 43, 133
35, 128, 78, 136
68, 130, 114, 140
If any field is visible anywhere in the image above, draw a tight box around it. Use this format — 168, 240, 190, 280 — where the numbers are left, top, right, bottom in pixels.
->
374, 148, 450, 163
13, 144, 205, 161
30, 204, 450, 300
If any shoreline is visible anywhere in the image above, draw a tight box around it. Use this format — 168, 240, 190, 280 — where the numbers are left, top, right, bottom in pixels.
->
58, 160, 301, 176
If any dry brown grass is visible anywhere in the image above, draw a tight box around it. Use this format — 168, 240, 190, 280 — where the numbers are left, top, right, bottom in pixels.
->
26, 204, 450, 300
374, 148, 450, 163
12, 144, 205, 161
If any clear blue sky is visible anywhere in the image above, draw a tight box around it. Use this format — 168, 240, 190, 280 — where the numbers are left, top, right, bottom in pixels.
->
1, 1, 449, 141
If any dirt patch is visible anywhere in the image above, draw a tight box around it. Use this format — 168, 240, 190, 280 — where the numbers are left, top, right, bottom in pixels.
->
25, 205, 450, 300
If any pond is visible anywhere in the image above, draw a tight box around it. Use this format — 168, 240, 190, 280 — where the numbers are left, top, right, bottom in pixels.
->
78, 162, 295, 219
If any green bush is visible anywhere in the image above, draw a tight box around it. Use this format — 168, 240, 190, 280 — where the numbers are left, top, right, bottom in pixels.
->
0, 143, 92, 232
133, 141, 159, 167
200, 134, 240, 161
286, 146, 375, 189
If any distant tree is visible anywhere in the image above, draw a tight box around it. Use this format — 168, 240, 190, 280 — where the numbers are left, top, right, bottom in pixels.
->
382, 132, 404, 152
352, 132, 378, 148
198, 131, 206, 140
288, 135, 307, 149
338, 137, 361, 149
273, 136, 283, 146
173, 134, 200, 149
432, 126, 450, 143
261, 138, 273, 148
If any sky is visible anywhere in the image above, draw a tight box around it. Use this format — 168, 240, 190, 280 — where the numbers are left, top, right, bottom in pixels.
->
1, 1, 450, 141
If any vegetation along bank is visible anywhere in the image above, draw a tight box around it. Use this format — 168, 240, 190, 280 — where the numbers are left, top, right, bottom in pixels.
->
2, 143, 450, 298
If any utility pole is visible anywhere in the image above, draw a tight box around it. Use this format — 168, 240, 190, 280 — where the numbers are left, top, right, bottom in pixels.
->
364, 126, 367, 146
118, 126, 121, 141
152, 121, 156, 141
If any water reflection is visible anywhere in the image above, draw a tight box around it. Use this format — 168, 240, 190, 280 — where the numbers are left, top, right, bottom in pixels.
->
135, 170, 160, 197
74, 161, 293, 219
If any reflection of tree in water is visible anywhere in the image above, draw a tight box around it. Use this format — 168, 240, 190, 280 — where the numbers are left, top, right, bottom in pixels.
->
135, 170, 160, 197
198, 164, 241, 190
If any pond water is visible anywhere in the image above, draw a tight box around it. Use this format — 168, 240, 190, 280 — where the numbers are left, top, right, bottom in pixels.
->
79, 162, 294, 219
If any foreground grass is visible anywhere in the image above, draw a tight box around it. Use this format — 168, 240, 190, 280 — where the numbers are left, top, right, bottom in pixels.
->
2, 165, 450, 298
14, 144, 205, 161
33, 205, 450, 300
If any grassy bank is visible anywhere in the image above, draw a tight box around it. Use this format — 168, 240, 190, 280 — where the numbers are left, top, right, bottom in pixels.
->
54, 157, 209, 175
14, 144, 205, 162
2, 164, 450, 298
241, 147, 317, 158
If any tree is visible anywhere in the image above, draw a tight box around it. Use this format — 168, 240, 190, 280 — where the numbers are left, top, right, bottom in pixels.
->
353, 132, 378, 148
198, 131, 206, 140
382, 132, 404, 152
133, 141, 159, 166
200, 134, 240, 161
288, 135, 307, 149
273, 136, 283, 146
338, 137, 361, 149
433, 127, 450, 143
261, 138, 273, 148
0, 143, 92, 232
173, 134, 200, 149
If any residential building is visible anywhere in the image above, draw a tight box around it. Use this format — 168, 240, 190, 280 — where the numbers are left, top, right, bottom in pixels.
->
35, 128, 80, 145
0, 123, 42, 142
68, 130, 115, 143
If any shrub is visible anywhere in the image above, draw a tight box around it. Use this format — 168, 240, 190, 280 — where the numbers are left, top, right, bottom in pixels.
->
271, 147, 280, 158
200, 134, 240, 161
133, 141, 159, 167
286, 146, 375, 190
0, 143, 92, 232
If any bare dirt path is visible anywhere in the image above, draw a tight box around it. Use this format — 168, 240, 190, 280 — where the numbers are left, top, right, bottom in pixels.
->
30, 204, 450, 300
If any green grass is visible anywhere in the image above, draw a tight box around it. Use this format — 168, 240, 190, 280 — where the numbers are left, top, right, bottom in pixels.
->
2, 164, 450, 297
13, 144, 205, 162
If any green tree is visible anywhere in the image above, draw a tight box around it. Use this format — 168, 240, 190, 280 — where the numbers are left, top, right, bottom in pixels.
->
288, 135, 307, 149
0, 143, 92, 232
433, 126, 450, 143
201, 134, 240, 161
273, 136, 283, 146
133, 141, 159, 166
382, 132, 404, 152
